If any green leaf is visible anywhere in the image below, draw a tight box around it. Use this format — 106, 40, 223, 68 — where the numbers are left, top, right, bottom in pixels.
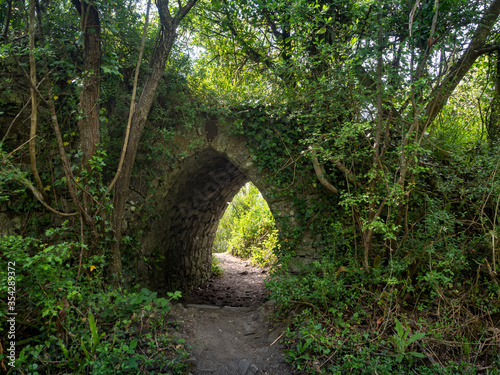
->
406, 332, 426, 345
88, 311, 100, 352
59, 340, 70, 360
394, 319, 404, 338
81, 338, 90, 360
129, 339, 138, 350
408, 351, 426, 358
130, 294, 144, 305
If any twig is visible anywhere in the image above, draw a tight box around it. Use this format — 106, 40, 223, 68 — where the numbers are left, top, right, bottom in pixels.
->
6, 135, 37, 158
75, 214, 85, 287
270, 331, 285, 346
1, 100, 30, 143
108, 0, 151, 192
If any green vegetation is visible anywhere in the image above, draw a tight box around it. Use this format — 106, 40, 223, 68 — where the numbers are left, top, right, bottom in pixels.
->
1, 0, 500, 373
0, 233, 187, 374
213, 182, 279, 268
211, 255, 225, 277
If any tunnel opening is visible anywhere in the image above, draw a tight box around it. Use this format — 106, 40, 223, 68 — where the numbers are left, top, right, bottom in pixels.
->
143, 147, 273, 292
180, 181, 279, 307
212, 181, 278, 268
184, 181, 277, 307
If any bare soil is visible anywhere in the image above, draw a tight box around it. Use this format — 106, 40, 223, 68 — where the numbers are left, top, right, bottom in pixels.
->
170, 253, 295, 375
185, 253, 269, 307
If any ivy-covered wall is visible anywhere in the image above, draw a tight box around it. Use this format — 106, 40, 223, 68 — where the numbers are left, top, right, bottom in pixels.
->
127, 111, 337, 292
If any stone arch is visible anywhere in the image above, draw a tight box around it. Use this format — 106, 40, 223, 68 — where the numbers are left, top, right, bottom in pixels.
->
134, 118, 320, 293
136, 120, 276, 292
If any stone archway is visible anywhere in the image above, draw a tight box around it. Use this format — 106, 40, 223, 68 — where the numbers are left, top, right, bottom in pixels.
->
139, 149, 249, 291
131, 117, 321, 293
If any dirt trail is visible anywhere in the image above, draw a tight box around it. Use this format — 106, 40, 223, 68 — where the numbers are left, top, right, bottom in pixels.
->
170, 253, 295, 375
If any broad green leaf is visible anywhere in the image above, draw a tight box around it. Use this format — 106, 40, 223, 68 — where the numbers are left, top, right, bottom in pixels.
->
409, 351, 426, 358
407, 332, 426, 345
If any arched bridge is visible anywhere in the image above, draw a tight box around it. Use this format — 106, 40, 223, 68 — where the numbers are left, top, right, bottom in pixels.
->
126, 116, 324, 292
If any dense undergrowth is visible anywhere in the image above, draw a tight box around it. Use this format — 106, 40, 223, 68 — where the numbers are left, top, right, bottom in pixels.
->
260, 141, 500, 374
0, 233, 189, 375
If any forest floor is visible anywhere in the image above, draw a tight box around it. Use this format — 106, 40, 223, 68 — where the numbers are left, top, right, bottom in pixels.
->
170, 253, 296, 375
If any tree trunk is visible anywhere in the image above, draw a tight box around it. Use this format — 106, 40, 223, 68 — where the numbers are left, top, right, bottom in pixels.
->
425, 0, 500, 126
28, 0, 45, 196
109, 0, 198, 282
72, 0, 101, 170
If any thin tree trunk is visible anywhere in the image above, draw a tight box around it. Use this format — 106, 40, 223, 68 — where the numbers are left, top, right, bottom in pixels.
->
108, 0, 152, 192
109, 0, 198, 282
70, 0, 102, 256
2, 0, 12, 42
425, 0, 500, 126
28, 0, 45, 196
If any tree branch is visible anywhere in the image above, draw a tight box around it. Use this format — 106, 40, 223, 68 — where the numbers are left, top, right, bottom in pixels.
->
425, 0, 500, 126
108, 0, 151, 192
1, 151, 77, 217
312, 153, 338, 194
476, 43, 500, 54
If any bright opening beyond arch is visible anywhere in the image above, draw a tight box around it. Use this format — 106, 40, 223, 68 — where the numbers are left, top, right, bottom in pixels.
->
213, 182, 279, 268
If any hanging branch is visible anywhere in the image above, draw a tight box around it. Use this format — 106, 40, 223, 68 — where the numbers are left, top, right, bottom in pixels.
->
28, 0, 45, 197
14, 58, 89, 223
1, 142, 77, 217
312, 152, 338, 194
108, 0, 152, 192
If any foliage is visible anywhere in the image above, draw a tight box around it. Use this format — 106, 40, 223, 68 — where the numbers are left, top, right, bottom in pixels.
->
213, 182, 278, 267
2, 0, 500, 373
211, 255, 225, 277
392, 319, 426, 363
0, 233, 187, 374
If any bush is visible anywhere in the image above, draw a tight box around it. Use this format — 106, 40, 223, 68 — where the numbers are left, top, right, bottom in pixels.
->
0, 233, 187, 374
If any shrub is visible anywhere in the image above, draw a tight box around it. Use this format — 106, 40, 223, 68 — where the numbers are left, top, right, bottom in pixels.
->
0, 233, 187, 374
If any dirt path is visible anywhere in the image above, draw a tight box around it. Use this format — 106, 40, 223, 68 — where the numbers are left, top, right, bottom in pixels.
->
170, 253, 295, 375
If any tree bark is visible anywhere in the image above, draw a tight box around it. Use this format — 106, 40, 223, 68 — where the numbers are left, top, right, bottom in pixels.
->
72, 0, 101, 170
109, 0, 198, 282
28, 0, 45, 196
2, 0, 12, 42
